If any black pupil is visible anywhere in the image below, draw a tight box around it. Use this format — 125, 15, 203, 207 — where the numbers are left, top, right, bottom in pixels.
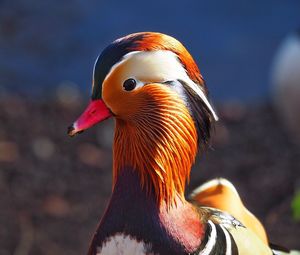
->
123, 78, 136, 91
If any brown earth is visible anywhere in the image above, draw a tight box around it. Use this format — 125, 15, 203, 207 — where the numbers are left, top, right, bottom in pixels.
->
0, 95, 299, 255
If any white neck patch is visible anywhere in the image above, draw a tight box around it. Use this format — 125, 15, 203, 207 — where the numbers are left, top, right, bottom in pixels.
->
97, 233, 155, 255
103, 50, 218, 121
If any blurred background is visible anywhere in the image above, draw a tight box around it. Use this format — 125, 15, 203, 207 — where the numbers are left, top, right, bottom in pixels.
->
1, 0, 300, 254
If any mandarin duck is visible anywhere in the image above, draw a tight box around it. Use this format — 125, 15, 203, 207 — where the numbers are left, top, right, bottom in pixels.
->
68, 32, 299, 255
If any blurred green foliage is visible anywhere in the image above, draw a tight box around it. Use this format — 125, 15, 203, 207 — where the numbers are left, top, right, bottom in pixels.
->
292, 191, 300, 221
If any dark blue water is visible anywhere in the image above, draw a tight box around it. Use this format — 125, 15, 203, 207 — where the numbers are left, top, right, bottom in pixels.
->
0, 0, 299, 101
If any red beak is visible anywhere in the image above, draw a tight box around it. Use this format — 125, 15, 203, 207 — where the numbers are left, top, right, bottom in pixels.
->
67, 99, 112, 137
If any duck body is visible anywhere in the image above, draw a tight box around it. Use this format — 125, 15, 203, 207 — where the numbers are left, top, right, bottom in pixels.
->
68, 32, 299, 255
89, 168, 273, 255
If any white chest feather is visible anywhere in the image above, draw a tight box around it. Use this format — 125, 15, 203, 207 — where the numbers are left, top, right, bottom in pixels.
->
97, 233, 155, 255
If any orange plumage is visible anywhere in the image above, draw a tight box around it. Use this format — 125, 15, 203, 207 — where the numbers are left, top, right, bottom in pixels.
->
113, 84, 198, 206
127, 32, 206, 88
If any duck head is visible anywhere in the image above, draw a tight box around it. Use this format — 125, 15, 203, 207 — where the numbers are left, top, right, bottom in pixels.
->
68, 32, 218, 206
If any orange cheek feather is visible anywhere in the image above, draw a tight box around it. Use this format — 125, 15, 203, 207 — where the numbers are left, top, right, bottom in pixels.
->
103, 70, 198, 206
102, 65, 144, 118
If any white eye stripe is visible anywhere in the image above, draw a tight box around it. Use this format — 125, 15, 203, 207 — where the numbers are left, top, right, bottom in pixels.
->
185, 80, 218, 121
103, 51, 140, 85
104, 50, 218, 121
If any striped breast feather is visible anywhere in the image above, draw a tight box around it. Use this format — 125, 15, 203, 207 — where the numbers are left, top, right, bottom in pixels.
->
195, 207, 276, 255
205, 208, 300, 255
195, 220, 239, 255
193, 207, 241, 255
197, 203, 300, 255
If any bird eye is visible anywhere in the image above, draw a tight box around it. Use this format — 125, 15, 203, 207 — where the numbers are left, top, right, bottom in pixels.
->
123, 78, 136, 91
